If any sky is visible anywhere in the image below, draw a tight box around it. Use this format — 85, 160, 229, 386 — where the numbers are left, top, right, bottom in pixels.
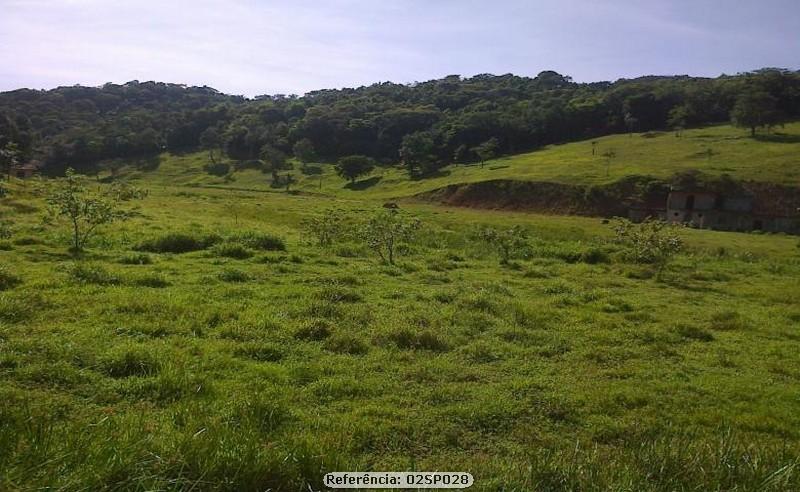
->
1, 0, 798, 97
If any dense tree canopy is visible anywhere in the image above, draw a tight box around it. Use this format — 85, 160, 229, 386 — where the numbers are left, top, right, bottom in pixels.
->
1, 69, 799, 176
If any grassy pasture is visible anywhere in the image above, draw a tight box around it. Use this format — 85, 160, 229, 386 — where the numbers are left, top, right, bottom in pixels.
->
0, 174, 799, 491
2, 121, 800, 490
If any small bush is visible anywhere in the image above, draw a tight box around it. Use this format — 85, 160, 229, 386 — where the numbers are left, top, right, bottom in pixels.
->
324, 334, 369, 355
12, 236, 40, 246
580, 247, 610, 264
0, 267, 21, 291
0, 241, 12, 251
68, 263, 121, 285
204, 161, 230, 176
228, 231, 286, 251
135, 232, 220, 253
211, 242, 253, 259
387, 329, 449, 351
131, 274, 170, 288
218, 268, 250, 283
295, 319, 332, 341
675, 323, 714, 342
119, 253, 153, 265
99, 345, 161, 378
233, 342, 284, 362
315, 286, 363, 303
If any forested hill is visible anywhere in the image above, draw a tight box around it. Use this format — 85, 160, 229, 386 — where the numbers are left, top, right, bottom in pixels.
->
1, 69, 799, 176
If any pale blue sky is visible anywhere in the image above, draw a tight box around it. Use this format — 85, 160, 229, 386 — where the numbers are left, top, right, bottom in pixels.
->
1, 0, 798, 97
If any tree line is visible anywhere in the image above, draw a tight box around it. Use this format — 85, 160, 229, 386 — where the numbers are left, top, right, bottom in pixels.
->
1, 68, 798, 178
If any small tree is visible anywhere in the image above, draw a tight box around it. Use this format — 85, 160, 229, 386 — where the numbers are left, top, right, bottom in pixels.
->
624, 113, 638, 136
731, 90, 782, 137
602, 149, 617, 177
612, 218, 683, 277
292, 139, 316, 170
0, 142, 20, 181
304, 208, 346, 246
199, 126, 222, 164
44, 168, 146, 252
667, 105, 689, 137
479, 226, 528, 264
400, 131, 439, 177
361, 209, 420, 265
284, 173, 295, 192
471, 137, 499, 168
335, 155, 375, 184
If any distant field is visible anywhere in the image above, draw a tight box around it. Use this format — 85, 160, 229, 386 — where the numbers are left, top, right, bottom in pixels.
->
121, 122, 800, 200
1, 174, 799, 489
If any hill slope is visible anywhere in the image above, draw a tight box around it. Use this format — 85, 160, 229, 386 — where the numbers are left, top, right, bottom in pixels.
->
121, 122, 800, 200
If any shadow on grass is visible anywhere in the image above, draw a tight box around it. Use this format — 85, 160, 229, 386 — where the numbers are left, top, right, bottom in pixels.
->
409, 169, 452, 181
301, 165, 323, 175
753, 133, 800, 144
344, 176, 382, 190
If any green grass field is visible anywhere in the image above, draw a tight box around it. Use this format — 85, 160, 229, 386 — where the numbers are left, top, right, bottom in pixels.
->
1, 125, 800, 490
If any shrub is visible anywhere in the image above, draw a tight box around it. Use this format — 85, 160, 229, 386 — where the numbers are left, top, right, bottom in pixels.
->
131, 274, 170, 288
233, 342, 284, 362
360, 209, 421, 265
135, 232, 220, 253
479, 226, 529, 264
118, 253, 153, 265
612, 218, 683, 275
228, 231, 286, 251
99, 345, 161, 378
387, 329, 449, 351
0, 221, 12, 240
315, 286, 363, 303
0, 267, 21, 291
67, 263, 121, 285
303, 208, 347, 246
211, 242, 253, 259
294, 319, 332, 341
324, 334, 369, 355
203, 161, 230, 176
218, 268, 250, 282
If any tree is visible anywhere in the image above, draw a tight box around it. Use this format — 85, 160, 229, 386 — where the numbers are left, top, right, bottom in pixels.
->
399, 131, 438, 177
284, 173, 295, 192
612, 218, 683, 278
199, 126, 222, 164
361, 209, 420, 265
471, 137, 499, 168
623, 112, 638, 136
44, 168, 146, 252
731, 90, 783, 136
0, 142, 20, 181
292, 138, 316, 168
303, 208, 346, 246
335, 155, 375, 184
667, 105, 689, 137
479, 226, 528, 264
260, 144, 289, 185
602, 149, 617, 177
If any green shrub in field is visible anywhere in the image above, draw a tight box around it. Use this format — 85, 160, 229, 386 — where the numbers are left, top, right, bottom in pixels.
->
387, 328, 449, 351
227, 231, 286, 251
233, 342, 284, 362
303, 208, 347, 246
294, 319, 332, 341
118, 253, 153, 265
612, 218, 683, 275
210, 242, 253, 259
67, 263, 121, 285
217, 268, 250, 282
0, 267, 21, 291
135, 232, 220, 253
0, 221, 12, 240
99, 344, 161, 378
479, 226, 529, 264
324, 334, 369, 355
360, 209, 421, 265
131, 274, 170, 288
